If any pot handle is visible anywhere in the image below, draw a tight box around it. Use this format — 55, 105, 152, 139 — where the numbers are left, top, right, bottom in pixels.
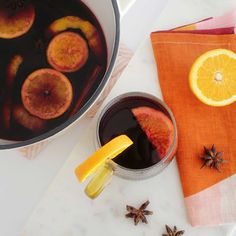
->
117, 0, 136, 19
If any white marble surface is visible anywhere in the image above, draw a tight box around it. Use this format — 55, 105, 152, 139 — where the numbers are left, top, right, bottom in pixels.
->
1, 0, 236, 235
22, 1, 236, 235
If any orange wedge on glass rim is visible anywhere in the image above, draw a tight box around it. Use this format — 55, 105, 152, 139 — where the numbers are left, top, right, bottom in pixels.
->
75, 135, 133, 199
189, 49, 236, 107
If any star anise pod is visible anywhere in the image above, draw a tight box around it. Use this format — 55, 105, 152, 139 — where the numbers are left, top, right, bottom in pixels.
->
162, 225, 185, 236
201, 145, 227, 172
125, 200, 153, 225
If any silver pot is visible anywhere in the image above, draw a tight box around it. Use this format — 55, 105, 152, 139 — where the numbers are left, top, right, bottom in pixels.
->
0, 0, 135, 150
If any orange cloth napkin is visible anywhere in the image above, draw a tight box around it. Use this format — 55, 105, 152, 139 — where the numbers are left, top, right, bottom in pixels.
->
151, 27, 236, 225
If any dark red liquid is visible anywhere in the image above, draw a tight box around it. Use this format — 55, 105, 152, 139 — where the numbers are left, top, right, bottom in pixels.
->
99, 97, 173, 169
0, 0, 107, 141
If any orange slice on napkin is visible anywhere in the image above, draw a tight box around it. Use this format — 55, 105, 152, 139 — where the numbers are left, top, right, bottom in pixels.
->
75, 135, 133, 183
189, 49, 236, 107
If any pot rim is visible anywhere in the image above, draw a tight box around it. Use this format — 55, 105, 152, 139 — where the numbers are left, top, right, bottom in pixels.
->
0, 0, 121, 150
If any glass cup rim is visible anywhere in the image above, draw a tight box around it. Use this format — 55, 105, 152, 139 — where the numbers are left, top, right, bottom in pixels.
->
96, 92, 178, 174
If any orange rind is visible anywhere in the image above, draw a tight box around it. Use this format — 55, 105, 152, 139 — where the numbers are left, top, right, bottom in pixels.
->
2, 55, 23, 130
48, 16, 103, 59
75, 135, 133, 183
13, 105, 46, 132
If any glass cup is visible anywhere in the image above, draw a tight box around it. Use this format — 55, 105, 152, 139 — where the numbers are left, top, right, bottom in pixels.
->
79, 92, 178, 198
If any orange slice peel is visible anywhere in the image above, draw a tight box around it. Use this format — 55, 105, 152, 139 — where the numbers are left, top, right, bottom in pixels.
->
48, 16, 103, 60
75, 135, 133, 183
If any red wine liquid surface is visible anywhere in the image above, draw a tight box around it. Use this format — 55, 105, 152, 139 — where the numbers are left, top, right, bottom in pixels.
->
0, 0, 107, 141
99, 97, 172, 169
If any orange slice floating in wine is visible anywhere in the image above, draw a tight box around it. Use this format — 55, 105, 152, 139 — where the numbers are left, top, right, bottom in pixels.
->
0, 3, 35, 39
47, 32, 89, 73
21, 68, 73, 120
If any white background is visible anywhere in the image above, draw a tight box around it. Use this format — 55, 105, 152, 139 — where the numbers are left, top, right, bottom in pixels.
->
1, 0, 236, 235
0, 1, 167, 235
